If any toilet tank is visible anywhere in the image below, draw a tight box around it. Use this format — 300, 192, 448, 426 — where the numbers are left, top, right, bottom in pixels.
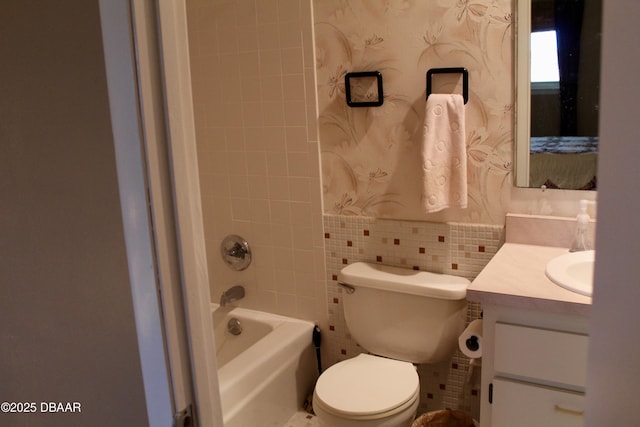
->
338, 262, 469, 364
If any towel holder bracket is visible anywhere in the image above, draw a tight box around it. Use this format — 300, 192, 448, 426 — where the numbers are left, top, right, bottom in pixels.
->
345, 71, 384, 107
426, 67, 469, 104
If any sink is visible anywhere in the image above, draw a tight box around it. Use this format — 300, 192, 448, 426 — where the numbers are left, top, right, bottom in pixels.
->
545, 250, 595, 296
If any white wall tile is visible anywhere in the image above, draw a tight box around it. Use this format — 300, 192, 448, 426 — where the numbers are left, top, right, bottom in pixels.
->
266, 150, 288, 176
235, 0, 257, 22
231, 198, 252, 221
283, 74, 306, 101
281, 48, 304, 74
283, 100, 307, 126
267, 176, 290, 200
291, 225, 314, 248
187, 0, 326, 327
236, 25, 259, 51
257, 24, 280, 50
241, 102, 264, 127
278, 0, 301, 23
256, 0, 279, 24
259, 50, 282, 75
269, 200, 292, 224
261, 75, 284, 101
275, 293, 297, 317
285, 126, 308, 152
262, 101, 285, 126
275, 268, 296, 294
249, 199, 270, 223
287, 151, 311, 177
247, 175, 269, 199
289, 177, 311, 202
245, 151, 268, 175
270, 223, 293, 248
278, 24, 302, 48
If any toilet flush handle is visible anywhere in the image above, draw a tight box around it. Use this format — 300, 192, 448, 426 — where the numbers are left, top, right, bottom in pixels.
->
338, 282, 355, 294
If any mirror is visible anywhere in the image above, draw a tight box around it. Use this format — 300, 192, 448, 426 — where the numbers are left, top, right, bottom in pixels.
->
515, 0, 602, 190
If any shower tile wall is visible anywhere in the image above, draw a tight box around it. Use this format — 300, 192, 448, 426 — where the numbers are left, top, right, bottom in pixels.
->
323, 215, 504, 418
186, 0, 326, 322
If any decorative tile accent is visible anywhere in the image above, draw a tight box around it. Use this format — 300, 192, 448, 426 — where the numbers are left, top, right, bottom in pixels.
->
323, 214, 504, 420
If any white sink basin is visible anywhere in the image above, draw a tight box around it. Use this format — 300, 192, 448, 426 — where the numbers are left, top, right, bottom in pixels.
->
545, 250, 595, 296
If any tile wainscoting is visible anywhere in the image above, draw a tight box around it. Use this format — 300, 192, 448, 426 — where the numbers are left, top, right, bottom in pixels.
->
322, 214, 504, 418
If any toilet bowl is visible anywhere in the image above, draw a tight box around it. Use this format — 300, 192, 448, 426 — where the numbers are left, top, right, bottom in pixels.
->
313, 262, 470, 427
313, 354, 419, 427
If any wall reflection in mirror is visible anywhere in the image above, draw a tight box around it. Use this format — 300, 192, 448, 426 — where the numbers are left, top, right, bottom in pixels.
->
516, 0, 602, 190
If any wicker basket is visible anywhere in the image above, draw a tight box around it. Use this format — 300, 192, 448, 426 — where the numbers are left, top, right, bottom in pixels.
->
411, 409, 477, 427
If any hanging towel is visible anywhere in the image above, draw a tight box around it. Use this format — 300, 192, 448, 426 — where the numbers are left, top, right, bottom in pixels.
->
421, 94, 468, 213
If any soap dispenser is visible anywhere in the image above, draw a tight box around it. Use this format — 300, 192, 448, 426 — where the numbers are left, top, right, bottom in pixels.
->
570, 199, 593, 252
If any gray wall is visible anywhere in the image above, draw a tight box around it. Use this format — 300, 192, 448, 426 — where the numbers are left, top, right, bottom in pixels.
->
0, 2, 149, 426
585, 0, 640, 425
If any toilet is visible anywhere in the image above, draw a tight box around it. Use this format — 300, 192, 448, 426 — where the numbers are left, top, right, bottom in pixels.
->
313, 262, 470, 427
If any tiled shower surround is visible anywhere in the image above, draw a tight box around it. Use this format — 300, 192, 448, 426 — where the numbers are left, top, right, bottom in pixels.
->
323, 215, 504, 418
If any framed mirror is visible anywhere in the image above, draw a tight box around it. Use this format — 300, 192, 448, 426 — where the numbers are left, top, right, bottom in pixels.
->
515, 0, 602, 190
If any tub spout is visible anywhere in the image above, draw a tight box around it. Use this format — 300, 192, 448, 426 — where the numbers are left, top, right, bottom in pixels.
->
220, 285, 245, 307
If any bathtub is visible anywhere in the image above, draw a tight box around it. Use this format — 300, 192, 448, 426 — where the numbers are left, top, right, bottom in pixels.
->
211, 304, 318, 427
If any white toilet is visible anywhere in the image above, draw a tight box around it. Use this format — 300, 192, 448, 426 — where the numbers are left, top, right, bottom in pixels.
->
313, 262, 470, 427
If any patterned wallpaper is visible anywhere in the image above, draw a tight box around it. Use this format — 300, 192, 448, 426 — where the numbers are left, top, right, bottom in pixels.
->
314, 0, 514, 224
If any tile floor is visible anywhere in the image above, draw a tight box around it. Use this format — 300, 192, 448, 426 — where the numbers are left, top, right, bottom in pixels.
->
284, 411, 320, 427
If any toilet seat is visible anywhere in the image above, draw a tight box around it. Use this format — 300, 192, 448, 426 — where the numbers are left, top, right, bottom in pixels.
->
314, 353, 419, 420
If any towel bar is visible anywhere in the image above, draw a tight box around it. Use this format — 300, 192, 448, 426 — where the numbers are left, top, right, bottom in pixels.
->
426, 67, 469, 104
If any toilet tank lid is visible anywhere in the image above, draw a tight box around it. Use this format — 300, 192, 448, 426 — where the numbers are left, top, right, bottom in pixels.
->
338, 262, 469, 300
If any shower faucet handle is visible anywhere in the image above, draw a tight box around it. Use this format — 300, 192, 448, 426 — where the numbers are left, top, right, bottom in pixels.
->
220, 234, 252, 271
227, 242, 247, 259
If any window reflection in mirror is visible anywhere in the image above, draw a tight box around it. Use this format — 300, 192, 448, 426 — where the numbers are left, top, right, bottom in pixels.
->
531, 30, 560, 84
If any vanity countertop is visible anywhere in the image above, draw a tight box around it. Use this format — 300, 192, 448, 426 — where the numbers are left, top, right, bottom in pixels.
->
467, 242, 591, 316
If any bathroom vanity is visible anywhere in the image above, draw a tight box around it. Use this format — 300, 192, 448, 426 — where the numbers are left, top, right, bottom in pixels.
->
468, 214, 592, 427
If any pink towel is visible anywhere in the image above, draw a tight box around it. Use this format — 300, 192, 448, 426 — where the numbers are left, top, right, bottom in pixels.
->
421, 94, 468, 213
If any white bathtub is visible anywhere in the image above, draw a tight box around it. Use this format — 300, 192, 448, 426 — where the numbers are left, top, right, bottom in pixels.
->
211, 304, 318, 427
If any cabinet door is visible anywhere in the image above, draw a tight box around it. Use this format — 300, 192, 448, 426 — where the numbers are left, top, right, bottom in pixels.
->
494, 322, 589, 388
492, 378, 585, 427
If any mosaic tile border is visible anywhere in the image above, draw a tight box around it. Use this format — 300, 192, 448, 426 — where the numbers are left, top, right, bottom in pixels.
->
322, 214, 504, 418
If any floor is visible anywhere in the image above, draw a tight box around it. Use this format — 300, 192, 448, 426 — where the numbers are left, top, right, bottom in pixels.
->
284, 411, 321, 427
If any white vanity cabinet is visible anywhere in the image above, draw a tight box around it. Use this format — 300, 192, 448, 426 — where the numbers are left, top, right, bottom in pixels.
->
479, 305, 589, 427
466, 219, 593, 426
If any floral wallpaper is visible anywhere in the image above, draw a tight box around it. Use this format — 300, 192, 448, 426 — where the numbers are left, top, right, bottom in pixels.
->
314, 0, 514, 224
